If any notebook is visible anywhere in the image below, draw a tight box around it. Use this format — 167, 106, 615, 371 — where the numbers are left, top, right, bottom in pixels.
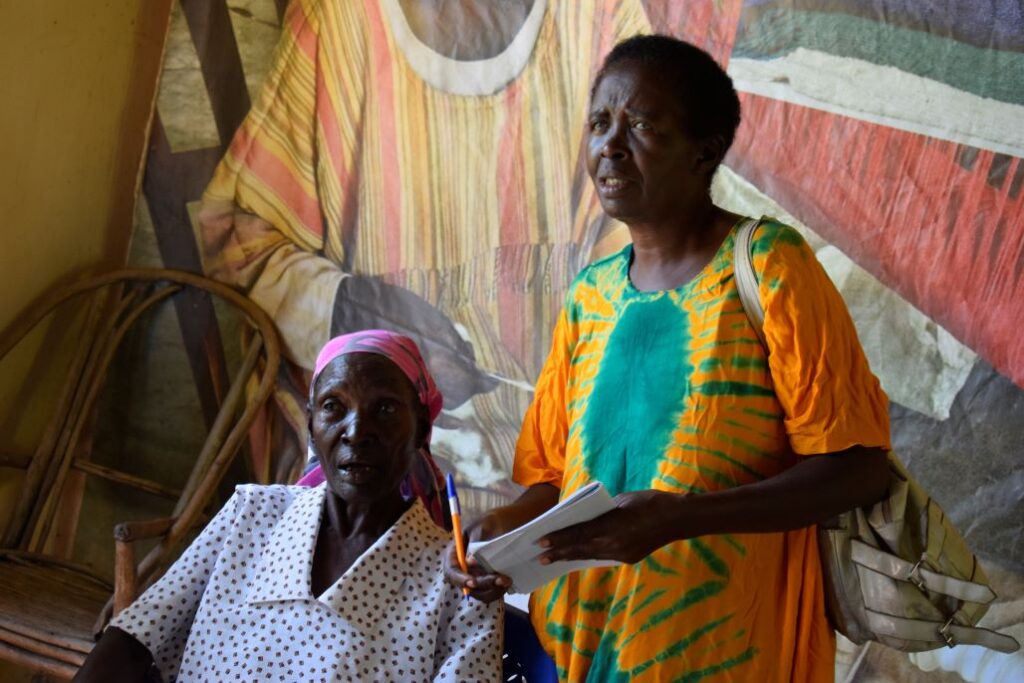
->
467, 481, 622, 594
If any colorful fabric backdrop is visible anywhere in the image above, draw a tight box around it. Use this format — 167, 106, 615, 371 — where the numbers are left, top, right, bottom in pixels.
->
115, 1, 1023, 680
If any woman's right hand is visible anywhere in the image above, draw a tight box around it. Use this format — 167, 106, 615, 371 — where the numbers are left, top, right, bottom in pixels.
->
443, 483, 561, 602
444, 509, 516, 603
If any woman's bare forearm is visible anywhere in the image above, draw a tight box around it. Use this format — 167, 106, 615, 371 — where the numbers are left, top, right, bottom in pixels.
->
667, 446, 888, 538
538, 447, 889, 565
485, 482, 561, 533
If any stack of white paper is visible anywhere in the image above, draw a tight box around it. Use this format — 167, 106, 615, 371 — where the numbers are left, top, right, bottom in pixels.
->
467, 481, 622, 594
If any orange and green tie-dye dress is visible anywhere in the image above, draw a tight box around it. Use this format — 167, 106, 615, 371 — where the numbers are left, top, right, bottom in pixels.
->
514, 219, 891, 682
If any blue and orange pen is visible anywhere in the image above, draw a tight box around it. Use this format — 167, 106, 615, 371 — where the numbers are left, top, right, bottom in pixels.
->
446, 473, 470, 599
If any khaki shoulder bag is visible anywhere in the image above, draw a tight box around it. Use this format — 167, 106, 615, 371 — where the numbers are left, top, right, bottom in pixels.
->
733, 216, 1019, 654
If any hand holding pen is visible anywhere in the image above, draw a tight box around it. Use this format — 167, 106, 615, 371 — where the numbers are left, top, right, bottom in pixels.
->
443, 473, 523, 602
446, 473, 471, 598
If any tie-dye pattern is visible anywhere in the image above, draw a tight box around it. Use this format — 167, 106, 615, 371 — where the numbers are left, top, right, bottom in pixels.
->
515, 219, 890, 682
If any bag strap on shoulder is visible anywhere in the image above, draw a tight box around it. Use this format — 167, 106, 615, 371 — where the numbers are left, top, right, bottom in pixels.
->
734, 216, 768, 348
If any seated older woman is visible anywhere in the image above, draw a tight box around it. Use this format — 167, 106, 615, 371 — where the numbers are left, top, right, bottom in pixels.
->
75, 330, 503, 682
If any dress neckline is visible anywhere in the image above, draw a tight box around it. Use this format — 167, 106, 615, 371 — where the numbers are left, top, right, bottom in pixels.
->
379, 0, 548, 96
622, 218, 745, 297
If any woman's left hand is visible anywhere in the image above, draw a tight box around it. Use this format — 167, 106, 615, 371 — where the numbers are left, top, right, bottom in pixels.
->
537, 489, 684, 565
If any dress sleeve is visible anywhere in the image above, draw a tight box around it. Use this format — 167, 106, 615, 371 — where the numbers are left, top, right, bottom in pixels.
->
513, 307, 574, 488
755, 222, 892, 455
197, 0, 345, 367
432, 588, 504, 682
108, 491, 243, 682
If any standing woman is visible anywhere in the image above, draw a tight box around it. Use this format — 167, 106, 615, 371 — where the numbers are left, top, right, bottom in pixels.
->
447, 35, 890, 681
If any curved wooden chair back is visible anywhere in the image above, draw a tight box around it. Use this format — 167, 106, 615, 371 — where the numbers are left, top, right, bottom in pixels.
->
0, 268, 280, 678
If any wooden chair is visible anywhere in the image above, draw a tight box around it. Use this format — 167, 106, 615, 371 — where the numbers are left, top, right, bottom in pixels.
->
0, 269, 280, 679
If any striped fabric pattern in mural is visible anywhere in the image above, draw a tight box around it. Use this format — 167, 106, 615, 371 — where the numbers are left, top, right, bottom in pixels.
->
196, 0, 651, 500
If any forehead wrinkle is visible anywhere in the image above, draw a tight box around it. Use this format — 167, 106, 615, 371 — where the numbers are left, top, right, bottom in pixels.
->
316, 375, 405, 401
314, 355, 416, 402
624, 105, 659, 118
591, 81, 665, 116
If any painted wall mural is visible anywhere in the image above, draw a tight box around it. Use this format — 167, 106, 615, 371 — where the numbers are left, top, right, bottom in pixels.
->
114, 1, 1023, 680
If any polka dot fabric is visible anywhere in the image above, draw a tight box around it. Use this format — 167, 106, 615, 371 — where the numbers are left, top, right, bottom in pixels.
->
110, 484, 503, 681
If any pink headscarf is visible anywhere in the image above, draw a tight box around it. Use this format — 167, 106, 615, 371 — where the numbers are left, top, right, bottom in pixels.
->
297, 330, 447, 527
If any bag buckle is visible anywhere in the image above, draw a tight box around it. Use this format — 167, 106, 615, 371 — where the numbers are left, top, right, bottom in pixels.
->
938, 617, 956, 648
907, 558, 927, 592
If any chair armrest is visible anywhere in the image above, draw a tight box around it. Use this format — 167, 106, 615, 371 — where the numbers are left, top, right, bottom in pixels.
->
113, 517, 176, 543
112, 517, 175, 616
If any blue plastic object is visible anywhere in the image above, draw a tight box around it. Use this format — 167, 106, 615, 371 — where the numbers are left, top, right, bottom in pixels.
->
502, 604, 558, 682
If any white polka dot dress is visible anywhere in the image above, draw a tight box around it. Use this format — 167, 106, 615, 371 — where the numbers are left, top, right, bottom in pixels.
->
110, 484, 503, 682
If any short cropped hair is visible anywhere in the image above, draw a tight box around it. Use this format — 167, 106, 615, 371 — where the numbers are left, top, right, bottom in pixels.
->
594, 35, 742, 153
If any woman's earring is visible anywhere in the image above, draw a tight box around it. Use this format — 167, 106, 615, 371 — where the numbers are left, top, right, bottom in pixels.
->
399, 476, 414, 501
